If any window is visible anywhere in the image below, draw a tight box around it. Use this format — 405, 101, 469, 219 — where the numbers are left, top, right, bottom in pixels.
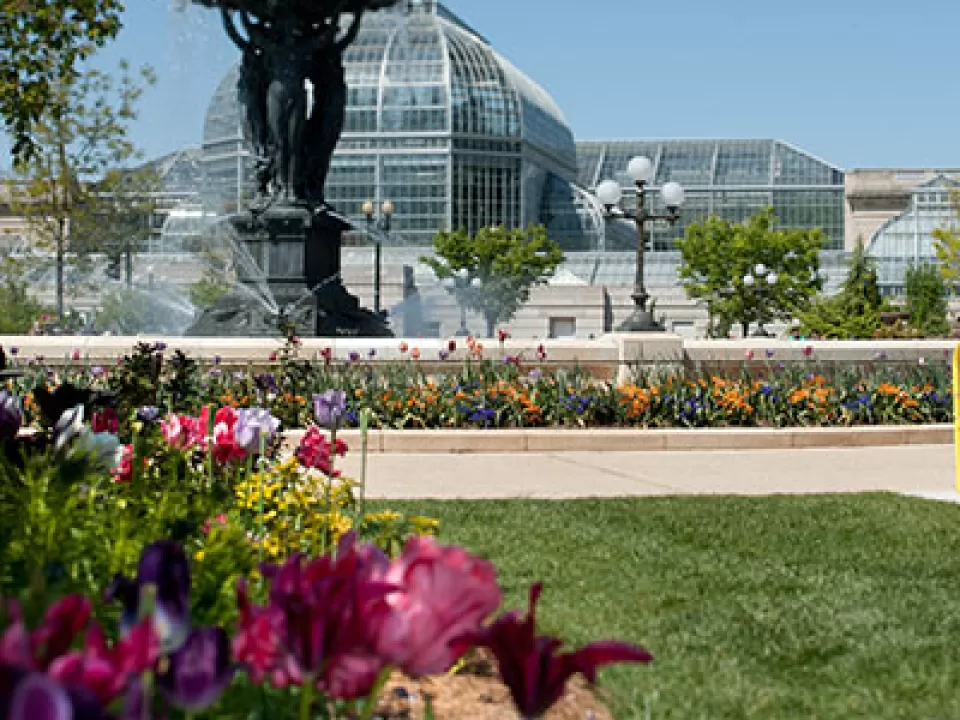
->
549, 317, 577, 339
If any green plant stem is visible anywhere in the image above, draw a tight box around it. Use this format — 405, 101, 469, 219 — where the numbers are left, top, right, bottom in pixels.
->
359, 410, 369, 518
205, 403, 214, 490
300, 680, 314, 720
357, 667, 393, 720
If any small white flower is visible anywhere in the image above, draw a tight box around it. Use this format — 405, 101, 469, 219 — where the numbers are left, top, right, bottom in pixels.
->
53, 405, 84, 453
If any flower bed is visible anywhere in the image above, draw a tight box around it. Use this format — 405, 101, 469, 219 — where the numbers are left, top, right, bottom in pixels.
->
0, 385, 651, 719
5, 340, 953, 431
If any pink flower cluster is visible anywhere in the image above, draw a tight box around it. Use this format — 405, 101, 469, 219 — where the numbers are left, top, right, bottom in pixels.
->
160, 409, 209, 451
159, 407, 249, 464
232, 533, 653, 715
233, 533, 502, 698
0, 595, 158, 718
295, 426, 347, 476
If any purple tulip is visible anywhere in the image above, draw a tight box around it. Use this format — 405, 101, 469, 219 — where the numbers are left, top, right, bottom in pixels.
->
105, 541, 192, 654
4, 671, 109, 720
313, 390, 348, 430
157, 627, 235, 712
136, 406, 160, 424
88, 366, 105, 378
438, 350, 450, 361
234, 408, 281, 453
349, 351, 361, 363
367, 349, 377, 359
213, 355, 222, 365
0, 391, 22, 442
9, 347, 18, 356
765, 349, 775, 359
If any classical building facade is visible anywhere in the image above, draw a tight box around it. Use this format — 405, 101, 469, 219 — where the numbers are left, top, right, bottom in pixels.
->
845, 169, 960, 295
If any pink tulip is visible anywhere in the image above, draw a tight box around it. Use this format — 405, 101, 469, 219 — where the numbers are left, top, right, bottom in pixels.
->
745, 350, 755, 361
371, 536, 502, 677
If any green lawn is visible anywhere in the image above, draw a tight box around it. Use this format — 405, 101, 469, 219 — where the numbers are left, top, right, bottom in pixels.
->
382, 495, 960, 719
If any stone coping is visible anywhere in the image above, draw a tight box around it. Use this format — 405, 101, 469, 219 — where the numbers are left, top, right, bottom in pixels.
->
284, 424, 952, 454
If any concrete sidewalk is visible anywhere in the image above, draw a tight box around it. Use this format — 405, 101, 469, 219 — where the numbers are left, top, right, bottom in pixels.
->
337, 445, 953, 500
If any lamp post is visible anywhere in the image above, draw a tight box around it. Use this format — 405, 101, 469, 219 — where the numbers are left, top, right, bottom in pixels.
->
741, 263, 778, 337
361, 199, 394, 316
596, 157, 685, 332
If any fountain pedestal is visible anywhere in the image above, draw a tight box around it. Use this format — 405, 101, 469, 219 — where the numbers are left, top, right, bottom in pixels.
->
186, 203, 392, 338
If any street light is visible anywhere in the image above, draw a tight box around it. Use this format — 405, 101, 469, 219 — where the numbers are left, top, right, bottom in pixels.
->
742, 267, 778, 337
361, 200, 394, 315
596, 157, 685, 332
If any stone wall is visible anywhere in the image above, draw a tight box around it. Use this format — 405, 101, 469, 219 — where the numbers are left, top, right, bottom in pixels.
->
2, 334, 952, 385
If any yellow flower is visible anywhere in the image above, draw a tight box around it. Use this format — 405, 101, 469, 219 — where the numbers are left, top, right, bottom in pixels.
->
194, 550, 205, 562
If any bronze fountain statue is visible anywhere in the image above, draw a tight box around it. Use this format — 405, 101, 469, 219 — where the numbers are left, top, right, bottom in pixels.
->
187, 0, 399, 337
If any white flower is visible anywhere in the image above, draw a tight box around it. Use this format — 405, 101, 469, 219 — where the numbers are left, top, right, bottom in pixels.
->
53, 405, 84, 453
72, 430, 122, 471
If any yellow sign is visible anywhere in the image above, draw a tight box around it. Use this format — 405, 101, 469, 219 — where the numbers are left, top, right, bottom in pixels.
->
954, 344, 960, 492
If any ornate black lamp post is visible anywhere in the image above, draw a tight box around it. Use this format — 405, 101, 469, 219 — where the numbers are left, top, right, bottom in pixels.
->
361, 199, 394, 316
596, 157, 686, 332
742, 263, 778, 337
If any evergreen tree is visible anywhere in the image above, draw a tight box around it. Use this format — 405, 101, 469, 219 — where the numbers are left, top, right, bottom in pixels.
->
905, 264, 950, 337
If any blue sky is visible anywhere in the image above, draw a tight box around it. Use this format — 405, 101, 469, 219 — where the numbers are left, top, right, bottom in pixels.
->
10, 0, 960, 170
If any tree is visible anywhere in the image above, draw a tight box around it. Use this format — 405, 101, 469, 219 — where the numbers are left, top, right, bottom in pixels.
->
799, 237, 886, 339
10, 60, 157, 319
421, 225, 564, 337
0, 272, 47, 334
933, 188, 960, 292
0, 0, 126, 162
676, 208, 822, 337
905, 264, 950, 337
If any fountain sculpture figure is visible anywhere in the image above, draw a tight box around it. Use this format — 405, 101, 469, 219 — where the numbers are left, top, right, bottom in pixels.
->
187, 0, 398, 337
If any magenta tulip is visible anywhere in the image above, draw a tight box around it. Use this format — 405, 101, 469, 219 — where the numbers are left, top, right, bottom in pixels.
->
255, 534, 396, 699
463, 583, 654, 719
372, 537, 502, 677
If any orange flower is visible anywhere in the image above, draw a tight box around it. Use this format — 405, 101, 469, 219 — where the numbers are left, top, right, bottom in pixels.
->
411, 348, 421, 360
399, 342, 409, 354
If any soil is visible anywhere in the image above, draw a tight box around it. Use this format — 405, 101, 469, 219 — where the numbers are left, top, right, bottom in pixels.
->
373, 652, 614, 720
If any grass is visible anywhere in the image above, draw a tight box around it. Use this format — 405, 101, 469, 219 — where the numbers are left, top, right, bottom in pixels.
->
380, 495, 960, 719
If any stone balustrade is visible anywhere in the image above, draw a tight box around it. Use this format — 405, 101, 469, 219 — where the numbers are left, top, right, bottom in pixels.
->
0, 334, 953, 383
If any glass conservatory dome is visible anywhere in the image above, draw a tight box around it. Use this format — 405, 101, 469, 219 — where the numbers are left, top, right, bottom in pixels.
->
867, 175, 959, 295
200, 0, 581, 246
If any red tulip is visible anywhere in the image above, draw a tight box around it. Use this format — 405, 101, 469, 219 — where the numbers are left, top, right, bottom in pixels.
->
211, 406, 247, 464
90, 409, 118, 435
447, 339, 457, 353
253, 535, 397, 699
371, 537, 502, 677
233, 579, 297, 687
462, 584, 653, 719
295, 426, 347, 477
